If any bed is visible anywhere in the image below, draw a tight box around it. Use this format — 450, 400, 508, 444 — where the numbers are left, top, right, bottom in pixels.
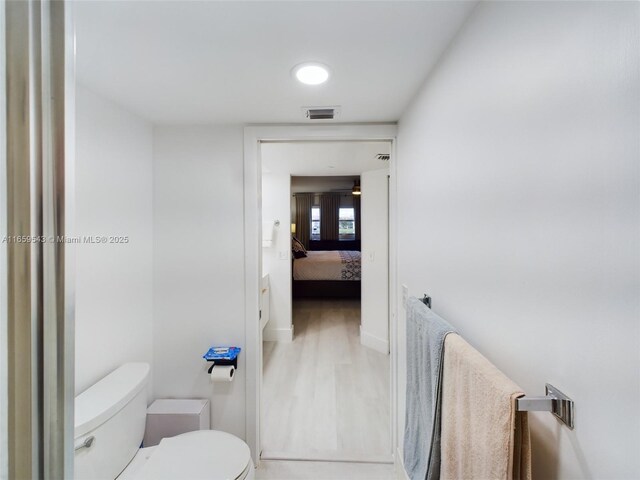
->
292, 250, 361, 298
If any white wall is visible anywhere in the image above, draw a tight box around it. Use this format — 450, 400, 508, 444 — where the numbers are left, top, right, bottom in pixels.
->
396, 2, 640, 478
75, 86, 154, 394
261, 173, 293, 342
361, 168, 389, 353
153, 126, 246, 440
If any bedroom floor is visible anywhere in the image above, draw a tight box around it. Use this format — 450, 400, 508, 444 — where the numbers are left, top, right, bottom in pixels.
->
262, 298, 391, 463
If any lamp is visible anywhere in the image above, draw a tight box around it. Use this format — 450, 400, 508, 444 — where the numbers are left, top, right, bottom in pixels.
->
352, 180, 361, 196
291, 223, 296, 234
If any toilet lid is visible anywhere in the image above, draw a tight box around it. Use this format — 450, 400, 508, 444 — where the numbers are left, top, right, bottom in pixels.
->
134, 430, 251, 480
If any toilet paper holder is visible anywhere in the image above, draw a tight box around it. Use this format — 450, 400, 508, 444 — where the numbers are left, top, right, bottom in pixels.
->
207, 360, 236, 374
202, 346, 241, 373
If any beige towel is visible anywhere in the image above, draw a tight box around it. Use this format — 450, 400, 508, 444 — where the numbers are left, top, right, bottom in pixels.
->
440, 334, 532, 480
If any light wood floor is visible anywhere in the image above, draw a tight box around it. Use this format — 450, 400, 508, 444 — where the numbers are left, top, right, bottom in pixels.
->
255, 459, 395, 480
262, 299, 391, 462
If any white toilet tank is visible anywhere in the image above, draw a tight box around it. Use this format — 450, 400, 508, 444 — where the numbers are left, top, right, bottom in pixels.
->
74, 363, 150, 480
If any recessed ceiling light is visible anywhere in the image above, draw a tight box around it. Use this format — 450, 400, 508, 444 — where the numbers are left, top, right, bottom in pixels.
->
293, 62, 330, 85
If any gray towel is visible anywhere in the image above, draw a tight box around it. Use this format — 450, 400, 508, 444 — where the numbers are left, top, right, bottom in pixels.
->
403, 297, 456, 480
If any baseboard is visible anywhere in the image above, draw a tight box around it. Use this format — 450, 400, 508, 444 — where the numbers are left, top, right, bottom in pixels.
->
263, 325, 294, 342
261, 450, 393, 465
395, 447, 409, 480
360, 327, 389, 354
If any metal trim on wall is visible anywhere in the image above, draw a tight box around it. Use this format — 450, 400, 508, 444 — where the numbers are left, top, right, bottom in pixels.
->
4, 1, 74, 478
6, 2, 40, 477
0, 3, 8, 478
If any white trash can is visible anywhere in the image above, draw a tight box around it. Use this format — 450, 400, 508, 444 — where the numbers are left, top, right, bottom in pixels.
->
143, 398, 210, 447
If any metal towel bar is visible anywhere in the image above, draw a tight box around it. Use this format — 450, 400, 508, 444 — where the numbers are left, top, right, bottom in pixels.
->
418, 293, 574, 429
516, 384, 574, 429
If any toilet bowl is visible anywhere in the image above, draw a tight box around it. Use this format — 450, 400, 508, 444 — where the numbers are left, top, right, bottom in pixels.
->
119, 431, 254, 480
74, 363, 254, 480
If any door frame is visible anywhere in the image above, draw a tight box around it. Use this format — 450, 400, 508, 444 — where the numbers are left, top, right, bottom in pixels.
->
243, 124, 399, 467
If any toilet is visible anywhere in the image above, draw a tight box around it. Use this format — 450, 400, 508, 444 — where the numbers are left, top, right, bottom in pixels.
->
74, 363, 254, 480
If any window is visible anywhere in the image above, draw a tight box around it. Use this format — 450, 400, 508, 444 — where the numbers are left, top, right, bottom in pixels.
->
339, 207, 355, 240
311, 206, 320, 240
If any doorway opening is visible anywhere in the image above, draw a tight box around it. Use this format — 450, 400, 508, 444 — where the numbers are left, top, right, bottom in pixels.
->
259, 140, 392, 463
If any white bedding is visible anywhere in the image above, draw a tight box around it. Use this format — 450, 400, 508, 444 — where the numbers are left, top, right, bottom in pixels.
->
293, 250, 361, 281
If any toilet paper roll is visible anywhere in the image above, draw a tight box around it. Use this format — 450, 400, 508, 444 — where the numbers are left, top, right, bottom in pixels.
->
210, 365, 235, 382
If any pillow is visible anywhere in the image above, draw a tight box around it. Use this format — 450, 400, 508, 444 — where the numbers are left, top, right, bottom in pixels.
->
292, 236, 307, 253
291, 236, 307, 258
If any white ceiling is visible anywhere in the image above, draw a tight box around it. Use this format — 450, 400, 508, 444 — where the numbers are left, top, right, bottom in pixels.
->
261, 141, 390, 176
75, 1, 476, 124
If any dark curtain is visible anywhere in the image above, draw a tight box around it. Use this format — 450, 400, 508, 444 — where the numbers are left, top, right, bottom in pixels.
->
353, 194, 361, 240
294, 193, 312, 249
320, 194, 341, 241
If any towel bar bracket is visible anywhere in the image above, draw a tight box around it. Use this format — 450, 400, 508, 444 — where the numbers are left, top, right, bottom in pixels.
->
421, 294, 432, 309
516, 383, 574, 429
516, 396, 555, 412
